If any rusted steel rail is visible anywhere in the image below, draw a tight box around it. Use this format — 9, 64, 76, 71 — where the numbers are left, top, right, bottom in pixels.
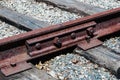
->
0, 8, 120, 76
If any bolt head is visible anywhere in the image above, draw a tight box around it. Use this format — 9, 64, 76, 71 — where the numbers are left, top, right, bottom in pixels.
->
35, 43, 41, 50
53, 37, 62, 48
86, 27, 94, 37
85, 36, 91, 43
71, 33, 76, 39
10, 63, 17, 67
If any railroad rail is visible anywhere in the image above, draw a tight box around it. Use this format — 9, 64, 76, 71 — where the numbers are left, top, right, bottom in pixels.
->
0, 7, 120, 77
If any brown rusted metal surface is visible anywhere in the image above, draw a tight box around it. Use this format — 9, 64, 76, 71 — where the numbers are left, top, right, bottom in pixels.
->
0, 8, 120, 76
26, 21, 96, 56
1, 61, 32, 76
78, 38, 102, 50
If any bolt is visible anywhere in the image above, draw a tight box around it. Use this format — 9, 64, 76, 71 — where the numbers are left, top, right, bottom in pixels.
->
35, 43, 41, 50
71, 33, 76, 39
10, 63, 17, 67
86, 27, 94, 37
85, 36, 91, 43
53, 37, 62, 48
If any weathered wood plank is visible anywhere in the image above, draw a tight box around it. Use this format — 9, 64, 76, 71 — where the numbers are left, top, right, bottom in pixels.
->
0, 6, 49, 31
0, 71, 8, 80
36, 0, 106, 15
74, 46, 120, 77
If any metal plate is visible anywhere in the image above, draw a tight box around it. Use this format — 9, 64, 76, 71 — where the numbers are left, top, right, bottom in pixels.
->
1, 61, 32, 76
78, 39, 102, 50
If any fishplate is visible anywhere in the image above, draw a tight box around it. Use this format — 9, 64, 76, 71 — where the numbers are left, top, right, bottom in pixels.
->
26, 21, 99, 57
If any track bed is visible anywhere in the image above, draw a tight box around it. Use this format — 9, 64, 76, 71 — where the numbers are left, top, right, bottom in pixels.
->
0, 0, 120, 80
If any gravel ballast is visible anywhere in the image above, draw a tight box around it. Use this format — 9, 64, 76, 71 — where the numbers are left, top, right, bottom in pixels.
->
103, 37, 120, 53
0, 20, 26, 39
77, 0, 120, 9
36, 53, 119, 80
0, 0, 119, 80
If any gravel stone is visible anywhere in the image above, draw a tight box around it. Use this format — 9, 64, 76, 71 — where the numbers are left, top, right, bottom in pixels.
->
77, 0, 120, 9
0, 20, 26, 39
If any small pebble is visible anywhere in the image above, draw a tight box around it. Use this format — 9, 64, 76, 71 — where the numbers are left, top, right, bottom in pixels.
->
47, 70, 58, 79
71, 58, 79, 64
